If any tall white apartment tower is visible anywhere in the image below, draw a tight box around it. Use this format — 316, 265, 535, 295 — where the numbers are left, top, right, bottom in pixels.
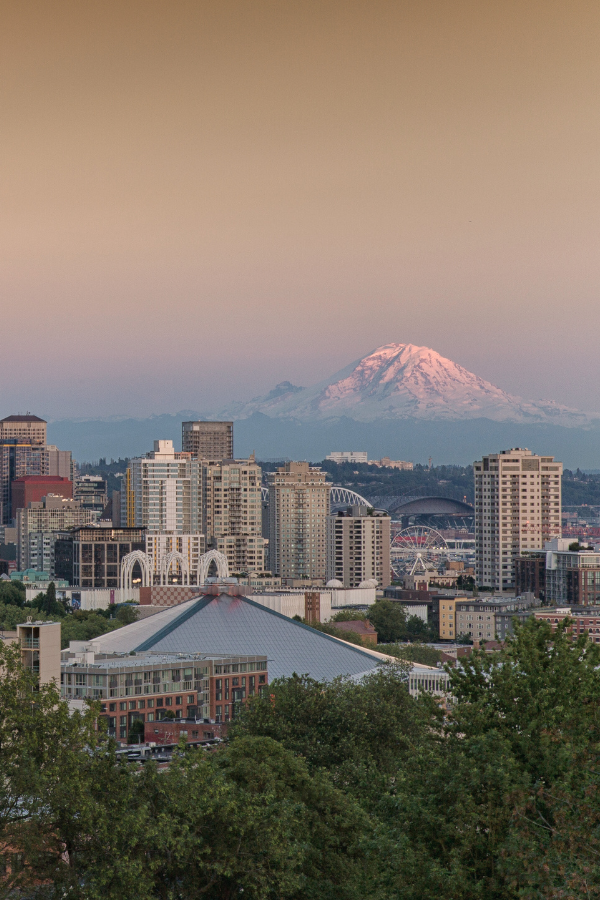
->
474, 448, 562, 592
122, 440, 202, 534
268, 461, 331, 581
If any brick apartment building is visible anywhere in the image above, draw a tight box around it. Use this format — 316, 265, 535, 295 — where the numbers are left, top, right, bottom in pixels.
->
61, 649, 268, 741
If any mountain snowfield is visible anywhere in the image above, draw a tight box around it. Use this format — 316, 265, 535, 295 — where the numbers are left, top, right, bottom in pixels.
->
220, 343, 592, 425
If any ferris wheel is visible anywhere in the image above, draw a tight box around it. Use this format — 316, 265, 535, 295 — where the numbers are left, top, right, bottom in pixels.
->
390, 525, 449, 578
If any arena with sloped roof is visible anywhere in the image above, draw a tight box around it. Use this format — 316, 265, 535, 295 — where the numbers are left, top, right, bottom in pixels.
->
85, 592, 384, 682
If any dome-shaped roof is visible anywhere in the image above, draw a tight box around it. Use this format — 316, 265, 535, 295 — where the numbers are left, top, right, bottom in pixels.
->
358, 579, 378, 589
326, 579, 344, 588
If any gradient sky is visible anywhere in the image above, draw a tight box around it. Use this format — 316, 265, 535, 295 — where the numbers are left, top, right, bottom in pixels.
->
3, 0, 600, 419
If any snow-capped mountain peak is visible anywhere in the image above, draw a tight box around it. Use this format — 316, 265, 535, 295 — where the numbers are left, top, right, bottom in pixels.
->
219, 343, 591, 425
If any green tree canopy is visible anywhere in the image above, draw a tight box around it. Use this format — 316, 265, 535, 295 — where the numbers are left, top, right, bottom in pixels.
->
366, 599, 408, 642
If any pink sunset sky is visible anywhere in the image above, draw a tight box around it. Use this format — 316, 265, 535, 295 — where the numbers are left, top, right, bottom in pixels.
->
2, 0, 600, 418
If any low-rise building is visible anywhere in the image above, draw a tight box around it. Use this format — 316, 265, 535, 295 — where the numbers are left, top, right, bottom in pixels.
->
455, 595, 539, 642
408, 664, 451, 698
326, 451, 368, 464
515, 551, 546, 600
534, 606, 600, 643
368, 457, 413, 470
60, 648, 268, 740
439, 597, 463, 640
332, 619, 378, 645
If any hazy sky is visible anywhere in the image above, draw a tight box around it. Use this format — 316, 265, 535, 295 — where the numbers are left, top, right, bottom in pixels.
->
3, 0, 600, 419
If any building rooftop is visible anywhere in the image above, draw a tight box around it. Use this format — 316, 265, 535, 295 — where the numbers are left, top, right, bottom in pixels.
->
82, 592, 384, 681
0, 414, 46, 423
61, 650, 266, 670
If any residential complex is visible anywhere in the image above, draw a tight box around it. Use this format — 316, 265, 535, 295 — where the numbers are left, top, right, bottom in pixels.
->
202, 456, 265, 572
61, 648, 268, 739
268, 461, 331, 581
474, 448, 562, 592
182, 421, 233, 461
535, 607, 600, 643
517, 539, 600, 605
122, 440, 203, 534
454, 596, 538, 642
16, 495, 97, 574
326, 505, 391, 588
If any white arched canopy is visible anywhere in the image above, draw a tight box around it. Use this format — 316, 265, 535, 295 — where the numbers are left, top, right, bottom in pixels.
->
120, 550, 151, 590
197, 549, 229, 585
160, 550, 190, 585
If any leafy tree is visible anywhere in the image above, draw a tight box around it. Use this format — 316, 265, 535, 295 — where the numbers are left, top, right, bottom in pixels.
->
128, 719, 145, 744
381, 617, 600, 899
0, 640, 101, 898
330, 609, 367, 622
456, 573, 475, 590
230, 665, 430, 805
366, 599, 408, 642
0, 580, 25, 608
405, 614, 436, 642
59, 611, 123, 648
115, 604, 139, 625
133, 736, 375, 900
384, 642, 442, 666
303, 619, 369, 647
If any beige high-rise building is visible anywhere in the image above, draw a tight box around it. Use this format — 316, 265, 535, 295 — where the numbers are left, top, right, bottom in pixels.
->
474, 448, 562, 592
182, 421, 233, 461
326, 506, 391, 589
203, 457, 265, 572
0, 414, 47, 445
268, 462, 331, 581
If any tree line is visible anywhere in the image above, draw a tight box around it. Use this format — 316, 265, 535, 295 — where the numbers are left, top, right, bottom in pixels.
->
1, 617, 600, 898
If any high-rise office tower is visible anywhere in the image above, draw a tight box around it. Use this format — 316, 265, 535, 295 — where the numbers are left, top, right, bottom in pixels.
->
0, 415, 73, 525
182, 421, 233, 461
0, 414, 46, 445
268, 461, 331, 581
122, 440, 202, 534
326, 505, 391, 589
474, 448, 562, 592
203, 456, 265, 572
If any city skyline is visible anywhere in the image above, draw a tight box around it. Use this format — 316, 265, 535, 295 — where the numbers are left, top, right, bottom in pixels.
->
3, 0, 600, 417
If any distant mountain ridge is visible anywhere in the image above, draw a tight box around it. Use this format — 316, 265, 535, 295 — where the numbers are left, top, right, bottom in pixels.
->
43, 343, 600, 465
218, 343, 592, 426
